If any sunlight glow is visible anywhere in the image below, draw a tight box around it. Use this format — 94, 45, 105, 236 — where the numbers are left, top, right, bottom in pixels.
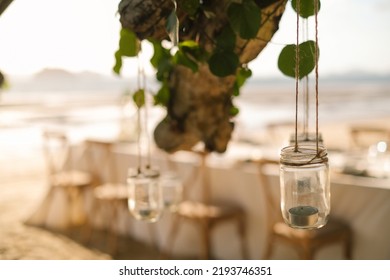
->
0, 0, 121, 76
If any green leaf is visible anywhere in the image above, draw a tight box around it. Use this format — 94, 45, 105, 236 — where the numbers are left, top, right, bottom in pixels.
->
119, 28, 140, 57
216, 26, 236, 52
291, 0, 321, 18
236, 67, 252, 88
149, 39, 173, 81
149, 39, 172, 68
233, 67, 252, 96
299, 40, 318, 76
113, 51, 123, 75
133, 89, 145, 108
228, 0, 261, 39
233, 83, 239, 97
0, 71, 4, 89
179, 40, 199, 49
178, 0, 200, 16
112, 28, 140, 75
208, 50, 239, 77
173, 50, 198, 72
156, 59, 173, 81
179, 40, 208, 62
154, 82, 171, 106
230, 106, 240, 117
278, 40, 318, 79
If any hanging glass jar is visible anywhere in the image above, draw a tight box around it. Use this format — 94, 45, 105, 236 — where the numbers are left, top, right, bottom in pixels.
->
160, 171, 183, 212
127, 167, 163, 223
289, 132, 323, 146
279, 145, 330, 229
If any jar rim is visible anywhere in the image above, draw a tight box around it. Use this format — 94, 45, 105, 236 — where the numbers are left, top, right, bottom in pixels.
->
289, 132, 323, 143
128, 167, 160, 178
280, 145, 328, 166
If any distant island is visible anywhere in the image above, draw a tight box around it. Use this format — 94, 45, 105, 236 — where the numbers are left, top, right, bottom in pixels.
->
7, 68, 133, 93
4, 67, 389, 94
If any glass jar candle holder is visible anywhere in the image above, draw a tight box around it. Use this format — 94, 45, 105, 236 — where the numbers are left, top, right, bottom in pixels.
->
160, 171, 183, 212
280, 145, 330, 229
367, 141, 390, 178
289, 132, 323, 146
127, 167, 163, 223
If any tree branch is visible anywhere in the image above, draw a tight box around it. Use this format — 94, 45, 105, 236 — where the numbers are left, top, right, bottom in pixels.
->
118, 0, 287, 153
0, 0, 14, 16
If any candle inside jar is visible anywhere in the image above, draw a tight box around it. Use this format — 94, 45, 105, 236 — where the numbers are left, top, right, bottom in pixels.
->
288, 206, 319, 227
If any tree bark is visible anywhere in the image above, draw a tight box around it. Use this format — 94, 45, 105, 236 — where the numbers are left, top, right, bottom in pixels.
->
0, 0, 14, 16
0, 71, 4, 88
119, 0, 287, 153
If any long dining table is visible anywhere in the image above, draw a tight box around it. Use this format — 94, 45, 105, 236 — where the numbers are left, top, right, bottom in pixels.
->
33, 136, 390, 259
87, 139, 390, 260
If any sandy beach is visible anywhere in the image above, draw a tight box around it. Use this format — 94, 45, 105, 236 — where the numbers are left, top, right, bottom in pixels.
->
0, 104, 163, 260
0, 132, 164, 260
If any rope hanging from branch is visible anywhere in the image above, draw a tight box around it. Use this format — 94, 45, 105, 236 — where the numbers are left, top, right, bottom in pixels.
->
293, 0, 321, 157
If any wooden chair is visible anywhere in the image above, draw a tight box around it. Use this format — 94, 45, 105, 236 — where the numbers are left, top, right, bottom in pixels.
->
265, 121, 295, 146
42, 130, 93, 229
350, 126, 390, 151
164, 150, 248, 259
256, 158, 353, 259
83, 139, 130, 254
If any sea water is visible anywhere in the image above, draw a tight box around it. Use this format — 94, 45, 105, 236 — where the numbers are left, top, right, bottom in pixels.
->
1, 76, 389, 151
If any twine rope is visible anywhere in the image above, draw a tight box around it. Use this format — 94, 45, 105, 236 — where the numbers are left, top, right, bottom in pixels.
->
291, 0, 325, 164
142, 55, 152, 169
303, 19, 309, 139
136, 51, 143, 173
136, 44, 152, 172
315, 0, 320, 153
294, 0, 300, 152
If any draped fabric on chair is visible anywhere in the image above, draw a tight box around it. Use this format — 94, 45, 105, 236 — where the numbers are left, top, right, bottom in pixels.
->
26, 130, 93, 231
83, 139, 131, 254
349, 126, 390, 151
164, 150, 248, 259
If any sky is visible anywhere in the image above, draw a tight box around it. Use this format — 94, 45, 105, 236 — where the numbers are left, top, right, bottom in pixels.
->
0, 0, 390, 78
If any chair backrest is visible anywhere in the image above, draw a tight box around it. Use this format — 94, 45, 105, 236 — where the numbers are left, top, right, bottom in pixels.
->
42, 130, 71, 177
84, 139, 118, 185
256, 158, 283, 229
165, 149, 211, 204
265, 121, 295, 147
350, 126, 390, 151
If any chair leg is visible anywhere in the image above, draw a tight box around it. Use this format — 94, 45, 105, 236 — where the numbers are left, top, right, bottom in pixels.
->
262, 233, 275, 260
237, 215, 248, 259
82, 196, 99, 244
300, 243, 315, 260
148, 223, 159, 252
107, 200, 120, 255
344, 232, 353, 259
62, 189, 73, 236
199, 219, 211, 259
66, 188, 85, 236
162, 214, 181, 259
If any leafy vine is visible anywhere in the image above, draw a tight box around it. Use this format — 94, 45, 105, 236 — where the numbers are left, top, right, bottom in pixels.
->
113, 0, 320, 109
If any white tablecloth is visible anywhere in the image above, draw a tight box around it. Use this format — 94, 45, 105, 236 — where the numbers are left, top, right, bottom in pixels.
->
31, 140, 390, 259
105, 142, 390, 259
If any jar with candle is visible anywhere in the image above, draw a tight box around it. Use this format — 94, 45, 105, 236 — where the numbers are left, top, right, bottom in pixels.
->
127, 167, 163, 223
160, 171, 183, 212
280, 145, 330, 229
